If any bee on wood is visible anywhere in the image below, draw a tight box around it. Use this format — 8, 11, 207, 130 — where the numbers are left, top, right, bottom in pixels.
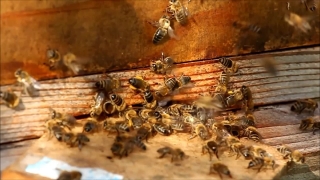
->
215, 72, 230, 95
57, 170, 82, 180
284, 12, 312, 34
14, 69, 41, 97
241, 126, 262, 142
189, 123, 210, 140
109, 93, 127, 113
155, 77, 179, 97
312, 121, 320, 134
246, 145, 269, 159
136, 123, 157, 142
303, 0, 317, 11
0, 90, 20, 108
149, 15, 179, 44
74, 133, 90, 151
125, 109, 145, 129
228, 142, 247, 160
46, 49, 62, 70
170, 121, 188, 132
277, 145, 305, 163
202, 140, 220, 160
153, 122, 173, 136
141, 90, 158, 109
90, 91, 106, 118
166, 0, 189, 25
128, 76, 150, 93
61, 132, 76, 147
299, 117, 314, 130
95, 75, 121, 93
111, 133, 147, 158
103, 119, 130, 133
150, 52, 175, 75
82, 119, 100, 134
209, 163, 232, 179
230, 114, 256, 128
49, 108, 77, 130
157, 146, 185, 162
248, 157, 276, 172
195, 94, 226, 111
218, 57, 240, 75
45, 120, 66, 141
291, 99, 318, 115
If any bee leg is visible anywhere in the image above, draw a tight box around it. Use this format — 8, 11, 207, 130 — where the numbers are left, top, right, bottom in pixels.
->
158, 152, 167, 159
215, 150, 220, 160
298, 107, 306, 114
218, 172, 223, 180
257, 164, 264, 172
201, 146, 207, 155
78, 142, 83, 151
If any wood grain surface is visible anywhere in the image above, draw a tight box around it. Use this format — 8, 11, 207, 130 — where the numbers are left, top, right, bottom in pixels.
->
1, 0, 319, 85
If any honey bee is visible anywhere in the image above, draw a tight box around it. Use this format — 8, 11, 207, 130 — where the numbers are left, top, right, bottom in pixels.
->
157, 146, 185, 162
246, 145, 269, 159
95, 75, 121, 93
241, 126, 262, 142
215, 72, 230, 95
261, 57, 278, 76
202, 140, 220, 160
240, 85, 254, 114
62, 52, 85, 75
49, 108, 77, 130
74, 133, 90, 151
111, 134, 147, 158
155, 77, 179, 97
109, 94, 127, 113
166, 104, 184, 116
125, 109, 144, 129
90, 91, 106, 118
103, 119, 130, 133
150, 52, 175, 75
230, 114, 256, 128
139, 108, 156, 121
57, 170, 82, 180
166, 0, 189, 25
82, 119, 100, 134
150, 15, 179, 44
225, 89, 244, 108
291, 99, 318, 115
218, 57, 240, 75
46, 49, 62, 70
299, 117, 314, 130
303, 0, 317, 11
195, 94, 226, 111
312, 121, 320, 134
136, 123, 157, 142
142, 90, 158, 109
190, 123, 210, 140
153, 122, 173, 136
209, 163, 232, 179
14, 69, 41, 97
128, 76, 150, 93
284, 12, 312, 34
45, 120, 66, 141
232, 21, 261, 34
0, 90, 20, 108
277, 145, 305, 163
177, 74, 192, 87
170, 122, 189, 132
248, 157, 276, 172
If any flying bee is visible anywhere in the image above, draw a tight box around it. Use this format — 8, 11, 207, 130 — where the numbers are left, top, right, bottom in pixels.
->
103, 119, 130, 133
95, 75, 121, 93
202, 140, 220, 160
218, 57, 240, 75
136, 123, 157, 142
241, 126, 262, 142
46, 49, 62, 70
150, 52, 175, 75
57, 170, 82, 180
153, 122, 173, 136
149, 15, 179, 44
261, 57, 278, 76
209, 163, 232, 179
248, 157, 276, 172
128, 76, 150, 93
166, 0, 189, 25
195, 94, 226, 111
82, 119, 100, 134
14, 69, 41, 97
49, 108, 77, 130
45, 120, 66, 141
125, 109, 144, 129
157, 146, 185, 162
190, 123, 210, 140
232, 21, 261, 34
90, 91, 106, 118
291, 99, 318, 115
109, 94, 127, 113
142, 90, 158, 109
284, 12, 312, 34
303, 0, 317, 11
299, 117, 314, 130
62, 52, 86, 75
215, 71, 230, 95
0, 91, 20, 108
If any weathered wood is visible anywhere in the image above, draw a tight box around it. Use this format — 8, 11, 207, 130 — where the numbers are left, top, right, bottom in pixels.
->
0, 47, 319, 143
1, 0, 319, 85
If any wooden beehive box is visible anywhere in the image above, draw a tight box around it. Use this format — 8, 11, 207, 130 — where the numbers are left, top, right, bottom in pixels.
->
1, 0, 320, 179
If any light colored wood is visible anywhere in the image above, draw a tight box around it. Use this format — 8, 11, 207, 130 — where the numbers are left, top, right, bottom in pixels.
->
1, 0, 320, 85
1, 47, 319, 144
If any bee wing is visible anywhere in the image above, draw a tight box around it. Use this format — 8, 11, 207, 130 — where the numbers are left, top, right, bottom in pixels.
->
167, 26, 180, 40
194, 96, 225, 111
158, 96, 172, 107
30, 77, 41, 89
182, 4, 189, 16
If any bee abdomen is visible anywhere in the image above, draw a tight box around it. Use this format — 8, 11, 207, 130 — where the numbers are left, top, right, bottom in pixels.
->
179, 76, 191, 86
95, 80, 106, 89
219, 57, 233, 68
110, 94, 123, 106
153, 28, 166, 44
248, 157, 263, 168
165, 78, 179, 91
291, 101, 303, 112
171, 122, 185, 131
144, 90, 154, 103
117, 122, 130, 132
175, 10, 187, 25
133, 138, 147, 150
153, 122, 173, 136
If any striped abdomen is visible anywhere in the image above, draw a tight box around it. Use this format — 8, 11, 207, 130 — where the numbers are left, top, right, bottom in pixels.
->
219, 57, 233, 68
276, 146, 291, 158
132, 137, 147, 150
153, 122, 173, 136
225, 95, 237, 107
165, 77, 179, 91
171, 122, 185, 131
248, 157, 264, 169
110, 94, 123, 106
219, 72, 229, 85
291, 101, 305, 113
242, 126, 261, 142
179, 75, 191, 86
153, 28, 167, 44
143, 90, 154, 103
305, 0, 317, 11
175, 9, 187, 25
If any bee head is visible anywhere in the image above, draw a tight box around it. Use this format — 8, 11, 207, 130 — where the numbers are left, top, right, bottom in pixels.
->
151, 63, 157, 71
110, 94, 117, 100
14, 69, 22, 77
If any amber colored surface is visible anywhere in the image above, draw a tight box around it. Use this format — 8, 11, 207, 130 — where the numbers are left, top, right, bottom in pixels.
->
1, 0, 319, 85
